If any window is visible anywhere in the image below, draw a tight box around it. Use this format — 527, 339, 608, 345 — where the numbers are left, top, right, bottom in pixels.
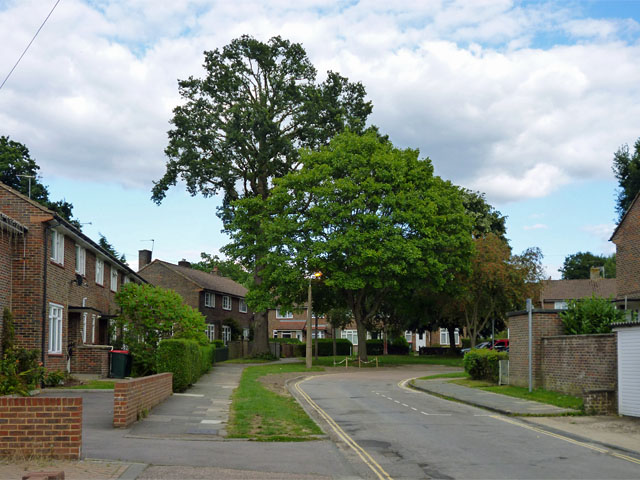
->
439, 328, 460, 345
110, 267, 118, 292
48, 303, 63, 353
405, 331, 413, 343
95, 258, 104, 285
205, 324, 215, 342
239, 299, 247, 313
243, 328, 250, 339
222, 295, 231, 310
311, 331, 325, 339
204, 292, 215, 307
82, 312, 87, 343
276, 309, 293, 319
75, 245, 86, 275
222, 325, 231, 344
123, 276, 131, 285
51, 230, 64, 265
341, 329, 358, 345
554, 301, 568, 310
91, 315, 96, 343
273, 330, 278, 338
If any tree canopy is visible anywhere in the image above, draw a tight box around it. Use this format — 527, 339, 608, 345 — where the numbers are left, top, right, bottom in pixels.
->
191, 252, 252, 288
560, 295, 623, 335
98, 233, 126, 263
226, 130, 473, 360
613, 138, 640, 221
560, 251, 616, 279
1, 135, 78, 226
152, 35, 371, 354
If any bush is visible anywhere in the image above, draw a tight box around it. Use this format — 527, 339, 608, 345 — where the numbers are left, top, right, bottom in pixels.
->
310, 338, 352, 356
271, 337, 303, 344
366, 339, 384, 355
200, 344, 215, 375
461, 338, 471, 349
463, 349, 508, 383
212, 339, 225, 348
389, 337, 410, 355
560, 295, 624, 335
157, 339, 204, 392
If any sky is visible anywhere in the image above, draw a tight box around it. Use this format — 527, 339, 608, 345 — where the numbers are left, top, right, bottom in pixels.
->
1, 0, 640, 277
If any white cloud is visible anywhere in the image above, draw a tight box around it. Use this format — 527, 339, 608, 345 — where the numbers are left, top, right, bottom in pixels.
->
581, 223, 617, 254
1, 0, 640, 205
523, 223, 548, 230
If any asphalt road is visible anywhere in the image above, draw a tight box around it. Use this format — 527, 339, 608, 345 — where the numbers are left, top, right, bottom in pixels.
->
296, 368, 640, 480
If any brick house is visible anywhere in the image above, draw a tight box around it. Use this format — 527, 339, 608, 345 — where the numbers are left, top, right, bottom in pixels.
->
0, 182, 145, 376
137, 251, 252, 343
267, 306, 331, 341
611, 191, 640, 312
539, 277, 616, 310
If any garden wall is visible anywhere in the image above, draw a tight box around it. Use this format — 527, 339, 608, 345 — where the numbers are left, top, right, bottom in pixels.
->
0, 397, 82, 459
71, 345, 111, 377
228, 340, 249, 359
113, 372, 172, 427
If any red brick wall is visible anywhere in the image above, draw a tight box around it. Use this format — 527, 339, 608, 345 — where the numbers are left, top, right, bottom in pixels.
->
541, 334, 617, 396
113, 373, 172, 428
0, 397, 82, 459
508, 310, 564, 388
70, 345, 110, 376
612, 196, 640, 298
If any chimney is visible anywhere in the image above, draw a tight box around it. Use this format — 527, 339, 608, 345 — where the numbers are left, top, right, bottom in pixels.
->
212, 266, 219, 275
178, 259, 191, 268
138, 249, 152, 270
590, 266, 604, 280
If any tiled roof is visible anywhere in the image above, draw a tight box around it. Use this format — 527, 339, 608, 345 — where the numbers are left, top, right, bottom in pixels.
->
541, 279, 617, 302
156, 260, 248, 297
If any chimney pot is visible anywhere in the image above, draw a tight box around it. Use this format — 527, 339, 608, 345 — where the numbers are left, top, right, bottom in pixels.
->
138, 249, 152, 270
178, 259, 191, 268
590, 266, 603, 280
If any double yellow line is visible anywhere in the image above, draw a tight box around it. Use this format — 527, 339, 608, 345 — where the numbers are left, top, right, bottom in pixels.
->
294, 377, 393, 480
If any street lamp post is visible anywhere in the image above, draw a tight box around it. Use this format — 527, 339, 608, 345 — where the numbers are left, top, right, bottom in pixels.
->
306, 272, 322, 368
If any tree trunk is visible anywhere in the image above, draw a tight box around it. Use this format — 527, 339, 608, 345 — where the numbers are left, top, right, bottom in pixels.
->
250, 260, 269, 355
356, 315, 368, 362
332, 324, 337, 357
447, 325, 456, 351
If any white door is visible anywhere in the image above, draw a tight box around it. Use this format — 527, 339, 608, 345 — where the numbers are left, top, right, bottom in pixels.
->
616, 326, 640, 417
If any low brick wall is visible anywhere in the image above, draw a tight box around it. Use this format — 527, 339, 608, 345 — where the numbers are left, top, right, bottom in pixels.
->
71, 345, 111, 377
0, 397, 82, 459
508, 310, 563, 388
113, 373, 172, 428
584, 389, 617, 415
541, 334, 617, 396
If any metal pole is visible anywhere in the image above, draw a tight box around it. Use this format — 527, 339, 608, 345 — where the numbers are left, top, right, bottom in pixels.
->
491, 317, 495, 349
306, 279, 312, 368
314, 313, 319, 360
527, 298, 532, 393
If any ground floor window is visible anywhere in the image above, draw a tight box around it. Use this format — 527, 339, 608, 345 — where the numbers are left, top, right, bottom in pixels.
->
341, 329, 358, 345
222, 325, 231, 344
405, 331, 413, 343
48, 303, 63, 354
439, 328, 459, 346
243, 328, 250, 339
206, 324, 215, 342
311, 331, 325, 339
82, 312, 87, 343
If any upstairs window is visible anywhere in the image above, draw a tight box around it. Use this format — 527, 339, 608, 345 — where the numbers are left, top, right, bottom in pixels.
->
95, 258, 104, 285
554, 301, 568, 310
222, 295, 231, 310
51, 230, 64, 265
75, 245, 86, 275
110, 266, 118, 292
205, 292, 215, 307
276, 309, 294, 319
239, 299, 247, 313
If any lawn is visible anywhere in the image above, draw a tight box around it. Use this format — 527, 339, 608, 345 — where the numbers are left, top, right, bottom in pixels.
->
227, 363, 324, 441
223, 358, 275, 364
64, 380, 115, 389
450, 378, 584, 410
419, 371, 468, 380
311, 355, 463, 368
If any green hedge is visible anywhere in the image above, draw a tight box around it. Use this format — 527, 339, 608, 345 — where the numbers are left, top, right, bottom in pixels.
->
312, 338, 352, 356
271, 337, 303, 344
157, 339, 214, 392
389, 337, 410, 355
463, 349, 508, 383
366, 339, 384, 355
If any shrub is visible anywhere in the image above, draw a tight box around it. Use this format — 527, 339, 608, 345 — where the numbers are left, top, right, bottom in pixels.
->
461, 338, 471, 349
200, 344, 215, 375
389, 337, 410, 355
157, 339, 203, 392
366, 339, 384, 355
463, 349, 508, 383
310, 338, 352, 356
560, 295, 624, 335
43, 370, 66, 387
271, 338, 303, 344
212, 339, 225, 348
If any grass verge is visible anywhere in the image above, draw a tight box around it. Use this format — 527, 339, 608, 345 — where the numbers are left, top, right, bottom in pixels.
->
223, 358, 275, 364
311, 355, 463, 368
419, 371, 468, 380
64, 380, 115, 389
450, 378, 584, 410
228, 363, 324, 441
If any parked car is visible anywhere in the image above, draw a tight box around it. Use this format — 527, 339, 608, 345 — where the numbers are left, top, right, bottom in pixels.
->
490, 339, 509, 351
460, 341, 492, 355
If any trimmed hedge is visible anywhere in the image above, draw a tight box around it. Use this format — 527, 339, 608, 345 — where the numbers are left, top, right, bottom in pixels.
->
366, 339, 383, 355
388, 337, 410, 355
157, 339, 215, 392
214, 346, 229, 363
463, 349, 508, 383
312, 338, 352, 356
271, 338, 303, 344
419, 346, 462, 356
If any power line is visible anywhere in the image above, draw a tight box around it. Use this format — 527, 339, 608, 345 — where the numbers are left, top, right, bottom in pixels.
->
0, 0, 62, 91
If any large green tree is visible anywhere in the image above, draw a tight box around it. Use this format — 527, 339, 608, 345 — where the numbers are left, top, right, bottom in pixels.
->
613, 138, 640, 221
0, 135, 78, 226
226, 130, 473, 361
191, 252, 252, 288
151, 35, 371, 354
560, 251, 615, 279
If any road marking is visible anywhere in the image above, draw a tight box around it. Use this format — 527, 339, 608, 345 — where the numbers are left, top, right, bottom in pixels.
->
401, 403, 408, 407
394, 400, 400, 404
294, 378, 393, 480
491, 416, 640, 466
411, 407, 417, 411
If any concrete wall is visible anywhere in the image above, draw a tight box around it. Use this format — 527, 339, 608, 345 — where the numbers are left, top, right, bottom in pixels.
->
0, 397, 82, 459
113, 372, 172, 428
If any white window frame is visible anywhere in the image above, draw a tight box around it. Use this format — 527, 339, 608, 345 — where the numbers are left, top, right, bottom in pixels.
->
276, 309, 294, 319
51, 230, 64, 265
91, 314, 96, 343
222, 325, 231, 344
243, 327, 250, 339
205, 292, 215, 308
222, 295, 231, 311
341, 329, 358, 345
239, 299, 247, 313
311, 331, 325, 339
110, 267, 118, 292
554, 301, 568, 310
123, 276, 131, 285
405, 331, 413, 343
205, 324, 215, 342
439, 328, 460, 345
75, 244, 86, 275
95, 258, 104, 285
273, 330, 278, 338
82, 312, 87, 343
48, 303, 63, 354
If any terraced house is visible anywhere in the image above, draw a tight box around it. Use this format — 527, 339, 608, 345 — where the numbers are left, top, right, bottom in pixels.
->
0, 182, 145, 376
